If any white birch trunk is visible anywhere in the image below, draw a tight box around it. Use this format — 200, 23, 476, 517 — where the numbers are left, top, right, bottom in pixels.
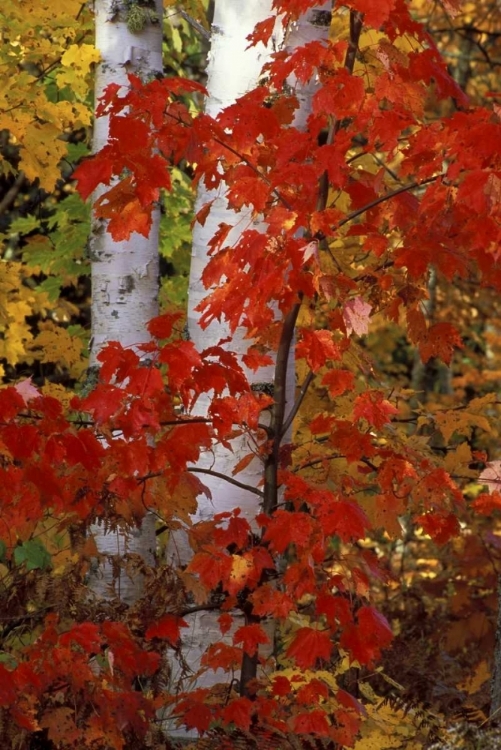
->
164, 4, 279, 735
166, 1, 332, 736
89, 0, 163, 605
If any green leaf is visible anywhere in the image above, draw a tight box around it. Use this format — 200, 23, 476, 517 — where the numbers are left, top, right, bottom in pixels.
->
0, 653, 17, 669
67, 142, 90, 163
10, 215, 41, 235
14, 539, 52, 571
38, 276, 62, 302
0, 540, 6, 562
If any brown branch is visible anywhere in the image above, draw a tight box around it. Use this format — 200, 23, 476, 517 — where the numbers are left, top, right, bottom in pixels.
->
263, 301, 301, 515
346, 11, 364, 72
334, 174, 441, 231
189, 467, 264, 497
0, 172, 25, 217
179, 602, 223, 616
173, 9, 211, 41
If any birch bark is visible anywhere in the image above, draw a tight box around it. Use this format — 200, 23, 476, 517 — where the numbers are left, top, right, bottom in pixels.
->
89, 0, 163, 604
166, 1, 333, 734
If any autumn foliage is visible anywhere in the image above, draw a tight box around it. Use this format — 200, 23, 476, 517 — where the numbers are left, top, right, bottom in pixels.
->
3, 0, 501, 747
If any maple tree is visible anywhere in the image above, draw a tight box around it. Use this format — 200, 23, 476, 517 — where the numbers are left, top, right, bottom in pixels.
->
3, 0, 501, 748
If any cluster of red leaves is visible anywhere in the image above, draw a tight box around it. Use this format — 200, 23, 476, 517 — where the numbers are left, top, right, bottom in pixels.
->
0, 332, 469, 745
0, 611, 161, 747
4, 0, 501, 746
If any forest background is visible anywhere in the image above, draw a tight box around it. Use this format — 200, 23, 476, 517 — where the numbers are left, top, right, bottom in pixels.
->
2, 0, 501, 749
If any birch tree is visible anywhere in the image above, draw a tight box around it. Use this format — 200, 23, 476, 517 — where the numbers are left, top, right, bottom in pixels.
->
166, 0, 334, 731
89, 0, 163, 604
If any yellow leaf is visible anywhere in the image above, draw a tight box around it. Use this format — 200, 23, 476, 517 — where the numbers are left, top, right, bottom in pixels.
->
435, 396, 495, 443
21, 123, 68, 191
444, 441, 472, 474
57, 44, 100, 97
61, 43, 100, 70
28, 323, 84, 375
458, 659, 490, 695
354, 703, 434, 750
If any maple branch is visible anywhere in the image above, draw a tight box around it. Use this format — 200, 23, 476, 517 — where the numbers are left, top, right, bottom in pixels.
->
335, 175, 441, 230
179, 602, 223, 616
137, 468, 263, 497
188, 467, 264, 497
0, 171, 25, 216
168, 9, 211, 41
159, 417, 211, 426
263, 301, 302, 515
346, 11, 364, 72
294, 452, 344, 472
281, 369, 314, 438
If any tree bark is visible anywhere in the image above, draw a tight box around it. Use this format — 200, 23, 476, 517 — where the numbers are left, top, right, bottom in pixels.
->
166, 0, 332, 735
164, 3, 280, 735
89, 0, 163, 605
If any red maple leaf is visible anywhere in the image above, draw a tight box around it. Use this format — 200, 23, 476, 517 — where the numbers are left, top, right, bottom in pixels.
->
419, 322, 463, 364
202, 642, 242, 672
213, 510, 251, 550
218, 613, 233, 636
353, 390, 399, 429
271, 675, 291, 697
221, 697, 254, 730
176, 692, 212, 733
95, 188, 154, 241
0, 387, 25, 422
296, 329, 341, 372
246, 16, 276, 47
472, 491, 501, 515
73, 149, 115, 200
340, 606, 393, 666
296, 679, 329, 705
187, 546, 233, 590
0, 664, 17, 707
233, 623, 269, 657
292, 709, 331, 736
415, 512, 461, 544
242, 347, 274, 371
313, 68, 365, 119
145, 615, 188, 644
286, 627, 332, 669
261, 510, 314, 553
321, 369, 354, 398
147, 312, 183, 340
315, 593, 352, 628
319, 499, 370, 541
250, 584, 295, 619
343, 0, 396, 29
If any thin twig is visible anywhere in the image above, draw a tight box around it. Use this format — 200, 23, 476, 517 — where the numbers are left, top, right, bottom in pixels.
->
335, 175, 440, 231
189, 467, 264, 497
0, 172, 25, 217
180, 602, 224, 616
175, 9, 210, 41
